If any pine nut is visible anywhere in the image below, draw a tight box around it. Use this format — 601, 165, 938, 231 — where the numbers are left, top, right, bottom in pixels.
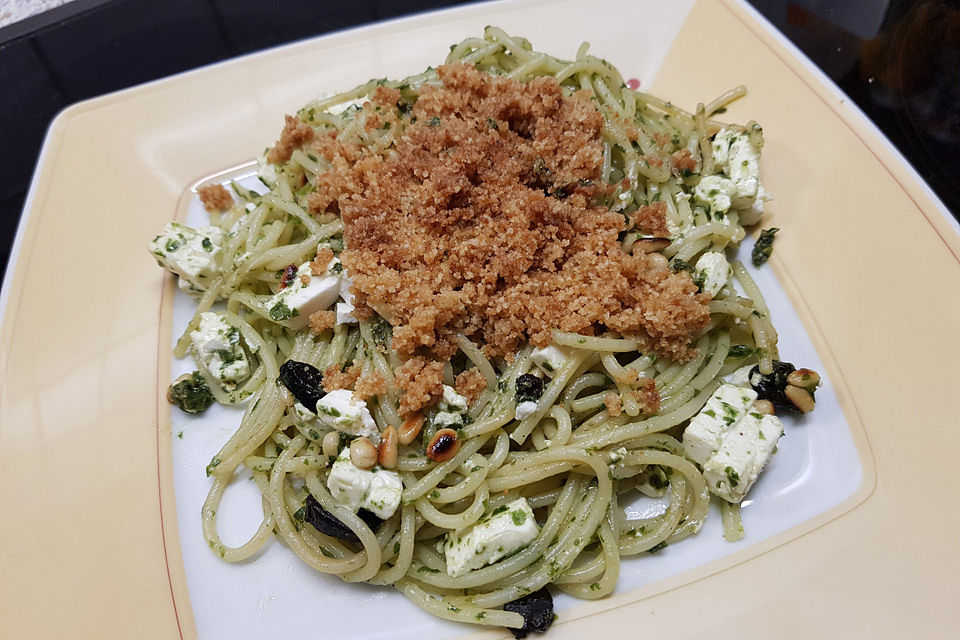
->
379, 426, 398, 469
787, 368, 820, 390
350, 437, 378, 469
426, 428, 460, 463
398, 414, 424, 445
753, 399, 775, 416
785, 385, 815, 414
322, 430, 340, 458
647, 253, 669, 272
635, 237, 671, 253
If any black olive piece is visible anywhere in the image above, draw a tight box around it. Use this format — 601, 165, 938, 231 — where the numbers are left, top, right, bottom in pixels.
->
503, 587, 554, 639
515, 374, 544, 404
302, 495, 381, 543
749, 360, 799, 413
278, 360, 325, 410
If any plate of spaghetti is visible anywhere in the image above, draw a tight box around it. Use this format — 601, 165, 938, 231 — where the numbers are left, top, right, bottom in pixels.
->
153, 25, 854, 639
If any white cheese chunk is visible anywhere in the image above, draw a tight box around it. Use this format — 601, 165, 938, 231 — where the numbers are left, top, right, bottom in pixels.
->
364, 471, 404, 519
326, 448, 402, 519
739, 185, 770, 227
293, 401, 324, 433
726, 364, 755, 388
703, 411, 784, 502
444, 498, 539, 577
431, 384, 470, 429
336, 301, 358, 325
339, 270, 355, 306
692, 175, 736, 217
531, 345, 570, 377
718, 129, 761, 207
265, 261, 339, 329
682, 383, 758, 465
694, 251, 730, 299
315, 389, 379, 441
148, 222, 223, 296
515, 400, 538, 420
257, 152, 279, 186
189, 312, 249, 391
712, 128, 767, 213
439, 385, 469, 412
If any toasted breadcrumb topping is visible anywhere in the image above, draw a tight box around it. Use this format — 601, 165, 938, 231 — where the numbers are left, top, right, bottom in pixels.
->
308, 310, 336, 335
354, 371, 387, 400
630, 202, 669, 237
395, 356, 444, 417
632, 377, 660, 414
267, 115, 315, 164
323, 364, 360, 392
604, 393, 623, 417
455, 368, 487, 406
294, 63, 707, 363
670, 149, 697, 174
197, 184, 233, 212
311, 248, 335, 276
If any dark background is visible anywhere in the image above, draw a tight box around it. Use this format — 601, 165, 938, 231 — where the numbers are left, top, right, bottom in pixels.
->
1, 0, 958, 278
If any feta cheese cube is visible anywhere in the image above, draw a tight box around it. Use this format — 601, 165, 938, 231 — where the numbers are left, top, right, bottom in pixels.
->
364, 471, 404, 519
682, 383, 758, 465
739, 185, 770, 227
148, 222, 223, 296
257, 152, 279, 186
531, 345, 570, 377
315, 389, 379, 441
703, 411, 784, 502
189, 312, 249, 391
293, 401, 323, 433
439, 385, 469, 412
265, 261, 339, 329
515, 400, 538, 420
326, 448, 402, 518
692, 175, 736, 217
335, 302, 358, 325
431, 384, 470, 429
712, 128, 766, 210
339, 270, 354, 306
444, 498, 539, 577
694, 251, 730, 299
726, 364, 755, 388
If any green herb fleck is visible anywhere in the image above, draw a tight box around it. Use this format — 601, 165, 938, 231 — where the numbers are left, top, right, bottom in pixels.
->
269, 300, 299, 322
428, 116, 441, 127
751, 227, 780, 267
417, 565, 441, 573
168, 371, 214, 414
511, 510, 527, 526
728, 344, 754, 358
724, 466, 740, 487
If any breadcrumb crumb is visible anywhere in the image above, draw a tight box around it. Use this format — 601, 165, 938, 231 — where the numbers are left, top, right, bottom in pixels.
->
455, 368, 487, 406
323, 364, 360, 392
631, 377, 660, 414
630, 202, 669, 237
354, 371, 387, 400
671, 149, 697, 174
396, 356, 444, 417
267, 114, 315, 164
311, 248, 335, 276
197, 184, 233, 212
308, 310, 336, 335
604, 393, 623, 417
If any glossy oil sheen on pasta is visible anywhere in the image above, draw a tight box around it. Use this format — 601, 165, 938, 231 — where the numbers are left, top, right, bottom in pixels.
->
157, 27, 800, 634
